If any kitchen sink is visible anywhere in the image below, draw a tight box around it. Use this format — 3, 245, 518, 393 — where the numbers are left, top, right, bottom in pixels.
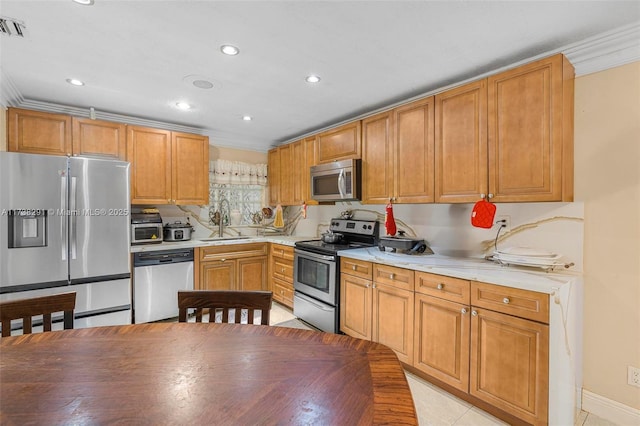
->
199, 236, 253, 242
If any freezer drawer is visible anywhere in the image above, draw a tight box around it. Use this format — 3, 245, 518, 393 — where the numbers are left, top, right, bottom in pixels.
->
0, 279, 132, 333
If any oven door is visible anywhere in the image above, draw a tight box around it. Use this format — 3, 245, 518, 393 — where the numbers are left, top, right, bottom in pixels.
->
293, 249, 337, 306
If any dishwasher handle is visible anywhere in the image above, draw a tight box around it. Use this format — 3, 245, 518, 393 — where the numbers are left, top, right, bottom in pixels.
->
133, 248, 194, 267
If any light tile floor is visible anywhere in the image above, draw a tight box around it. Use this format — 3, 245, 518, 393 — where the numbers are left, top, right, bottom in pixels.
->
271, 302, 618, 426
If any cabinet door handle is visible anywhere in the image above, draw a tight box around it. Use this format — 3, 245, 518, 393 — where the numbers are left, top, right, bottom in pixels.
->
480, 193, 486, 199
372, 284, 376, 289
503, 297, 510, 304
488, 193, 494, 199
365, 284, 370, 288
437, 283, 444, 290
471, 310, 478, 316
461, 308, 468, 315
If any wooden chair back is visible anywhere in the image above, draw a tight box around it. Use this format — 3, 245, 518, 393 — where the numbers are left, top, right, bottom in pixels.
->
178, 290, 272, 325
0, 292, 76, 337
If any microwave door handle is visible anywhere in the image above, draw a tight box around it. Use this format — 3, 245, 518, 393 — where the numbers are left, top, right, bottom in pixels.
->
338, 169, 346, 198
60, 175, 67, 261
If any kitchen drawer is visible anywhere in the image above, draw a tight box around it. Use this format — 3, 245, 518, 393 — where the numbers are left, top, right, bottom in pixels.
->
373, 264, 414, 292
340, 257, 373, 280
471, 281, 549, 324
270, 243, 294, 261
415, 272, 470, 305
200, 243, 268, 261
273, 277, 293, 307
272, 258, 294, 283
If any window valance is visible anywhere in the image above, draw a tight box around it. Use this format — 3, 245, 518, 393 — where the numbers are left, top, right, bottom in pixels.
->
210, 160, 268, 185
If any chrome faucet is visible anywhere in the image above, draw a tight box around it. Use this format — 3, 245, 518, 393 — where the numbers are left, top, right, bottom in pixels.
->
218, 198, 230, 237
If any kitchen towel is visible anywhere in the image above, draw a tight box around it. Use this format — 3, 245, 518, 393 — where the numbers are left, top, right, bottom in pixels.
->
385, 200, 397, 236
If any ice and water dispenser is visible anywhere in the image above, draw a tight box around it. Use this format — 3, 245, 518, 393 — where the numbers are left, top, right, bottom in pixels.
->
7, 209, 48, 248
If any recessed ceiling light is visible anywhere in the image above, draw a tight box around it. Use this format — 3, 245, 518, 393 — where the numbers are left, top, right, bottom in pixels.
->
242, 115, 253, 121
175, 102, 192, 110
72, 0, 94, 5
305, 75, 321, 83
220, 45, 240, 56
66, 78, 85, 86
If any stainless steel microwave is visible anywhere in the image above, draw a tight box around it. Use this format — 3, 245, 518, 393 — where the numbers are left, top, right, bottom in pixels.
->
310, 159, 361, 202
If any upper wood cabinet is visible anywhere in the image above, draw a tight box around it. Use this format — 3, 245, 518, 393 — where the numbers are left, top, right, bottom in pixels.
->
267, 137, 316, 206
127, 126, 209, 205
72, 117, 126, 160
171, 132, 210, 205
362, 98, 435, 204
435, 79, 487, 203
394, 97, 436, 203
487, 53, 574, 202
316, 121, 361, 163
8, 108, 72, 155
267, 147, 281, 205
362, 111, 394, 204
8, 108, 127, 160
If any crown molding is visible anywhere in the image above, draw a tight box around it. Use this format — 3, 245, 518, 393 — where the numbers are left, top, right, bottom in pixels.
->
564, 22, 640, 76
15, 99, 207, 136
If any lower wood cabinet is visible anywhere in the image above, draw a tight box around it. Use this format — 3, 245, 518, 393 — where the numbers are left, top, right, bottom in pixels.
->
341, 262, 552, 426
340, 259, 414, 365
269, 244, 294, 308
195, 243, 268, 291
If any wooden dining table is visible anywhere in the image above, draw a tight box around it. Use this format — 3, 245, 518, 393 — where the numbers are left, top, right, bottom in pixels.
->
0, 322, 417, 425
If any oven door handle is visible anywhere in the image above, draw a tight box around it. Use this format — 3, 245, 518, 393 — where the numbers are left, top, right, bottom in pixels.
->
295, 292, 335, 312
294, 249, 336, 262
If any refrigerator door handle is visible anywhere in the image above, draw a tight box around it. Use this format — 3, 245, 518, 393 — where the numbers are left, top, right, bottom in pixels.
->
61, 175, 68, 261
70, 176, 77, 260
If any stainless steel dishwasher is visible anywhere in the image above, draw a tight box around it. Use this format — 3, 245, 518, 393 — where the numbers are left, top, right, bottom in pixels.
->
133, 248, 194, 323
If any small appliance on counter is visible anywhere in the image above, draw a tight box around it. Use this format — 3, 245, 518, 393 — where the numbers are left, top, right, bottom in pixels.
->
131, 210, 163, 245
378, 231, 433, 255
163, 219, 194, 242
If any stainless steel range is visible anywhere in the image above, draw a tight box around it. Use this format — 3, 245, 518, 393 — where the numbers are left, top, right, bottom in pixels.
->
293, 218, 379, 333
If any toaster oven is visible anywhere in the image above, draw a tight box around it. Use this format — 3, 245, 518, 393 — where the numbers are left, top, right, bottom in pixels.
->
131, 212, 163, 245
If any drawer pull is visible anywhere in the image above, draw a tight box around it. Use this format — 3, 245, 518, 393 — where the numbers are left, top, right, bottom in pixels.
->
437, 283, 444, 290
461, 308, 467, 315
352, 265, 357, 271
471, 310, 478, 316
221, 258, 226, 262
281, 268, 285, 273
389, 273, 395, 280
503, 297, 510, 304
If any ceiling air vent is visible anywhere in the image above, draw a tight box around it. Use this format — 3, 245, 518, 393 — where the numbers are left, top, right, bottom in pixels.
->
0, 17, 26, 38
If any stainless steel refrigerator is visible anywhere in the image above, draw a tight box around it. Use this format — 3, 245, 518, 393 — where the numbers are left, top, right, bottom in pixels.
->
0, 152, 132, 330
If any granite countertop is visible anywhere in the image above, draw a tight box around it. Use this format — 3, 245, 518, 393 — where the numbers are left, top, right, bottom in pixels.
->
338, 247, 581, 294
130, 235, 313, 253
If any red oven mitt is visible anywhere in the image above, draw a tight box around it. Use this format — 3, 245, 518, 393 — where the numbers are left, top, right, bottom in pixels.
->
471, 199, 496, 228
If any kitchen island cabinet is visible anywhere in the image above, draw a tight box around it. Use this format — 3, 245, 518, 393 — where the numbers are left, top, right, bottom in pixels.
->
195, 243, 268, 292
127, 126, 209, 205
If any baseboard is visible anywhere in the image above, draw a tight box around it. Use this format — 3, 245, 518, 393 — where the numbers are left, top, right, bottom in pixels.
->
582, 389, 640, 425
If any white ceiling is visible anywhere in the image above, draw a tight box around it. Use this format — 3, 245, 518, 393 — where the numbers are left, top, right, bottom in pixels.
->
1, 1, 639, 152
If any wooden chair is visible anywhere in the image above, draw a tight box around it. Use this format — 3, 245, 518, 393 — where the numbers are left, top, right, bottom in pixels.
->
0, 292, 76, 337
178, 290, 272, 325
